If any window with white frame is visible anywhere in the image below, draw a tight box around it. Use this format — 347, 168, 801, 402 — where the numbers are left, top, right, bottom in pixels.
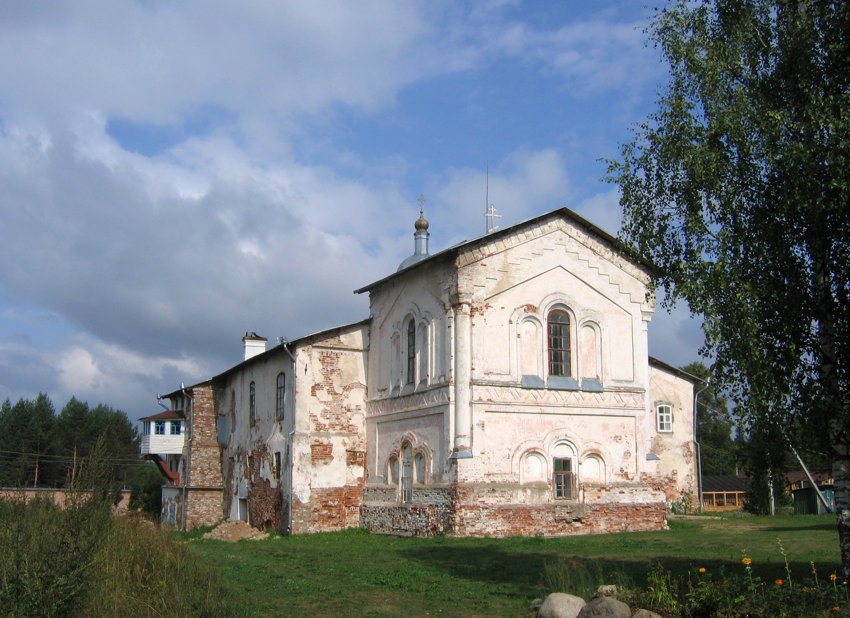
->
656, 404, 673, 433
276, 372, 285, 421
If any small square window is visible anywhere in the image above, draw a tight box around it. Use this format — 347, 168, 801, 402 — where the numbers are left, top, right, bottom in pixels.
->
656, 404, 673, 433
170, 421, 182, 435
154, 421, 165, 435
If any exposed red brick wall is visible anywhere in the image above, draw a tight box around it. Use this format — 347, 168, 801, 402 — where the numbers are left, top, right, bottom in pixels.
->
183, 489, 224, 530
290, 343, 366, 534
311, 441, 334, 464
246, 442, 284, 532
291, 485, 363, 534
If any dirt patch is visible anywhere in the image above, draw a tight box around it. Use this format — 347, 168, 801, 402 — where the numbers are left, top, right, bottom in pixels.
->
201, 519, 270, 542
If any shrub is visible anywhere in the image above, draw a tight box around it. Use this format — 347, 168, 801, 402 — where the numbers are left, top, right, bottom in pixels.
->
0, 441, 235, 616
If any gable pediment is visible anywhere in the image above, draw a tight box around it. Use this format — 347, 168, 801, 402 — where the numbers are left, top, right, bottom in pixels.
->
457, 219, 652, 311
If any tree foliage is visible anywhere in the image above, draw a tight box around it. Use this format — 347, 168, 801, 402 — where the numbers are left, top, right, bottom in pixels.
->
608, 0, 849, 573
0, 394, 141, 489
681, 362, 740, 476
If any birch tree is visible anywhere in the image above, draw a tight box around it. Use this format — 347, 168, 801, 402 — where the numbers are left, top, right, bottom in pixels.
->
608, 0, 850, 575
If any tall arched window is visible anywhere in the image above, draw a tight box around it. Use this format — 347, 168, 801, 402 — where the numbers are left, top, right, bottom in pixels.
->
548, 309, 571, 377
406, 319, 416, 385
249, 381, 256, 425
276, 373, 286, 421
401, 443, 413, 502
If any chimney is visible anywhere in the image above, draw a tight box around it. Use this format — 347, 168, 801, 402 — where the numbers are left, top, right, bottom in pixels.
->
242, 332, 267, 360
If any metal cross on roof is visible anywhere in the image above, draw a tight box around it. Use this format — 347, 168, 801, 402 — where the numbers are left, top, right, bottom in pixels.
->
485, 203, 501, 233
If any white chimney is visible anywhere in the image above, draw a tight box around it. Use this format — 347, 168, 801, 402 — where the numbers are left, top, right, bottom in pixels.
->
242, 332, 267, 360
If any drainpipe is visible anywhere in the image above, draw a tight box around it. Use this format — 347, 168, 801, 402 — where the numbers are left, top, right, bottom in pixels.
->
286, 429, 295, 534
280, 339, 297, 534
694, 380, 710, 512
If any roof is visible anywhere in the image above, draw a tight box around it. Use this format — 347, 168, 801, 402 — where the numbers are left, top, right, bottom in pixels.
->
702, 475, 749, 492
139, 409, 185, 422
209, 318, 371, 384
786, 471, 832, 488
648, 356, 703, 384
353, 206, 655, 295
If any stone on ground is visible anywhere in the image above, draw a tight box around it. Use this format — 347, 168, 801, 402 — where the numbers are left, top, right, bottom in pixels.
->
577, 596, 631, 618
201, 519, 269, 541
537, 592, 587, 618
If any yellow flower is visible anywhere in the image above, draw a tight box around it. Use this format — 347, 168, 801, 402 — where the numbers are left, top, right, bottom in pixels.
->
699, 567, 706, 573
803, 586, 810, 593
831, 573, 838, 581
741, 557, 752, 566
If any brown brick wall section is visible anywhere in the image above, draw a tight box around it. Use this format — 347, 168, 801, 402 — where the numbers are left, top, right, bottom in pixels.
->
311, 441, 334, 464
187, 385, 224, 489
291, 485, 363, 534
183, 489, 225, 530
179, 384, 224, 529
247, 442, 285, 532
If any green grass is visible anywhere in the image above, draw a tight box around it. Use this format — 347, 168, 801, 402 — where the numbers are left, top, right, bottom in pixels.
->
183, 513, 842, 617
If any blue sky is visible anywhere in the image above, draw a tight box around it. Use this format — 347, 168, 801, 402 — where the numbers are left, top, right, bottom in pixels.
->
0, 0, 703, 422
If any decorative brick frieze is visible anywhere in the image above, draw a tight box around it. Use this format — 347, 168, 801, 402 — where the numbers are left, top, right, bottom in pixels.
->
366, 386, 451, 417
472, 384, 645, 410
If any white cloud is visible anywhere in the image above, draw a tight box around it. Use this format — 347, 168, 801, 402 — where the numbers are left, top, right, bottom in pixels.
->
0, 1, 681, 421
433, 148, 572, 245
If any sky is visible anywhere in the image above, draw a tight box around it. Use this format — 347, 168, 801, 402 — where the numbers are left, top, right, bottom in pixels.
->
0, 0, 705, 424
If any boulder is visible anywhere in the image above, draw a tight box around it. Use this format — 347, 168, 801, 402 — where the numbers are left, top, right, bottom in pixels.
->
537, 592, 587, 618
577, 596, 631, 618
592, 585, 618, 599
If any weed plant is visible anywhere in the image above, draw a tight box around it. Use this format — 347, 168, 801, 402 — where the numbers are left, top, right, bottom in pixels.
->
539, 542, 849, 617
0, 440, 236, 617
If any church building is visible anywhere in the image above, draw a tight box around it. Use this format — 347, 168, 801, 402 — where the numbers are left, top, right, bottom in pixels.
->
145, 204, 698, 536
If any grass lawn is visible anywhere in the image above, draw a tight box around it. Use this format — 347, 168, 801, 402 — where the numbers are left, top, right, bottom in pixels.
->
183, 514, 841, 617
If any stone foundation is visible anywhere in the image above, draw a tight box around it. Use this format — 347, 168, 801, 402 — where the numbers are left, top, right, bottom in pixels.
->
360, 482, 667, 537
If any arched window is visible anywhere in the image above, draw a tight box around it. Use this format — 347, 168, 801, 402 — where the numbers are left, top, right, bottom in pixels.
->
388, 456, 399, 485
276, 373, 286, 421
249, 382, 256, 425
401, 443, 413, 502
548, 309, 571, 377
414, 452, 426, 484
406, 319, 416, 385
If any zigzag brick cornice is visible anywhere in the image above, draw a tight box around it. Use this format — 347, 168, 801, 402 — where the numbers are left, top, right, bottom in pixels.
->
366, 386, 451, 417
456, 217, 652, 308
472, 384, 645, 411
